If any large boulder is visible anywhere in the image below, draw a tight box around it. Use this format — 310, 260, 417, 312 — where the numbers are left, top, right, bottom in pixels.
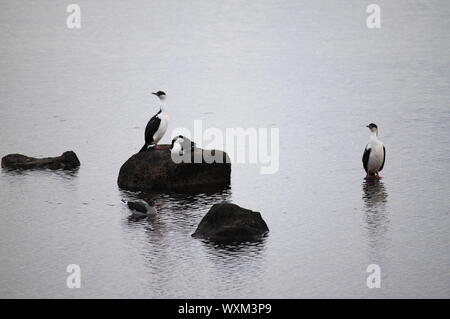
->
192, 203, 269, 242
1, 151, 80, 170
117, 145, 231, 191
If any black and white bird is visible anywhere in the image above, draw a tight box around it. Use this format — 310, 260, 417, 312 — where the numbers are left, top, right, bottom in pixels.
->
170, 135, 196, 156
138, 91, 169, 153
120, 199, 159, 216
362, 123, 386, 179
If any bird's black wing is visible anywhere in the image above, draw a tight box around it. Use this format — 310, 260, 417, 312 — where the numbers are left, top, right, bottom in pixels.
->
379, 146, 386, 172
362, 145, 371, 173
144, 110, 162, 145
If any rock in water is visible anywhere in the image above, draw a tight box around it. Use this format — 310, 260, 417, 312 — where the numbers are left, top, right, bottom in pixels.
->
1, 151, 80, 170
192, 203, 269, 242
117, 145, 231, 191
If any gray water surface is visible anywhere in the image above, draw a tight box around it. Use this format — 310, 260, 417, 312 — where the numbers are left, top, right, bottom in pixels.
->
1, 0, 450, 298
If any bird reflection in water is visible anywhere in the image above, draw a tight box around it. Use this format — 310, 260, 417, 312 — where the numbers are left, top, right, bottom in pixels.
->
362, 178, 389, 263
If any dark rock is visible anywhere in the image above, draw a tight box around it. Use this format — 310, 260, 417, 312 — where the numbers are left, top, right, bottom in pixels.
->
117, 145, 231, 191
192, 203, 269, 242
1, 151, 80, 170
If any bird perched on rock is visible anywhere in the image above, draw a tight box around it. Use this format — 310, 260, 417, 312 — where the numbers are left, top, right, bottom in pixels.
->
120, 199, 160, 216
170, 135, 196, 156
362, 123, 386, 179
138, 91, 169, 153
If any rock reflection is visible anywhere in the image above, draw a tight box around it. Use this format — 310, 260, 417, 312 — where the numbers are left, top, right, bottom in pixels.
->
1, 166, 79, 178
200, 238, 268, 293
120, 186, 232, 227
202, 237, 268, 258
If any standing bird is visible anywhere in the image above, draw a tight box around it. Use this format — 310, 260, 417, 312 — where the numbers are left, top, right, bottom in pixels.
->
362, 123, 386, 179
138, 91, 169, 153
120, 199, 160, 216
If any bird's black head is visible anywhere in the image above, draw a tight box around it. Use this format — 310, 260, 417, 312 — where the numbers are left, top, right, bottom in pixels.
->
366, 123, 379, 135
152, 91, 166, 97
170, 135, 184, 149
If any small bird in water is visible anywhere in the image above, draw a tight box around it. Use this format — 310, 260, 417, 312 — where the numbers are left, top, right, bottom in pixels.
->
120, 199, 160, 216
170, 135, 196, 156
138, 91, 169, 153
362, 123, 386, 179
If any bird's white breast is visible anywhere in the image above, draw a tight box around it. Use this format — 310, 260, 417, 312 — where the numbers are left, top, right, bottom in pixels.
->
367, 141, 384, 172
153, 112, 169, 144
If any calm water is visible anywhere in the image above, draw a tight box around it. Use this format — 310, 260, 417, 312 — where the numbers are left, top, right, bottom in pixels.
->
1, 0, 449, 298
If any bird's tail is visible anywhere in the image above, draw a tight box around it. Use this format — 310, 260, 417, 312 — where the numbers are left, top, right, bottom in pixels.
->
138, 143, 149, 153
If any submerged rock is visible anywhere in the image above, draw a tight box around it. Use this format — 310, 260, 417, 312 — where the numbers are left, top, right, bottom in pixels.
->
117, 145, 231, 191
192, 203, 269, 242
1, 151, 80, 170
